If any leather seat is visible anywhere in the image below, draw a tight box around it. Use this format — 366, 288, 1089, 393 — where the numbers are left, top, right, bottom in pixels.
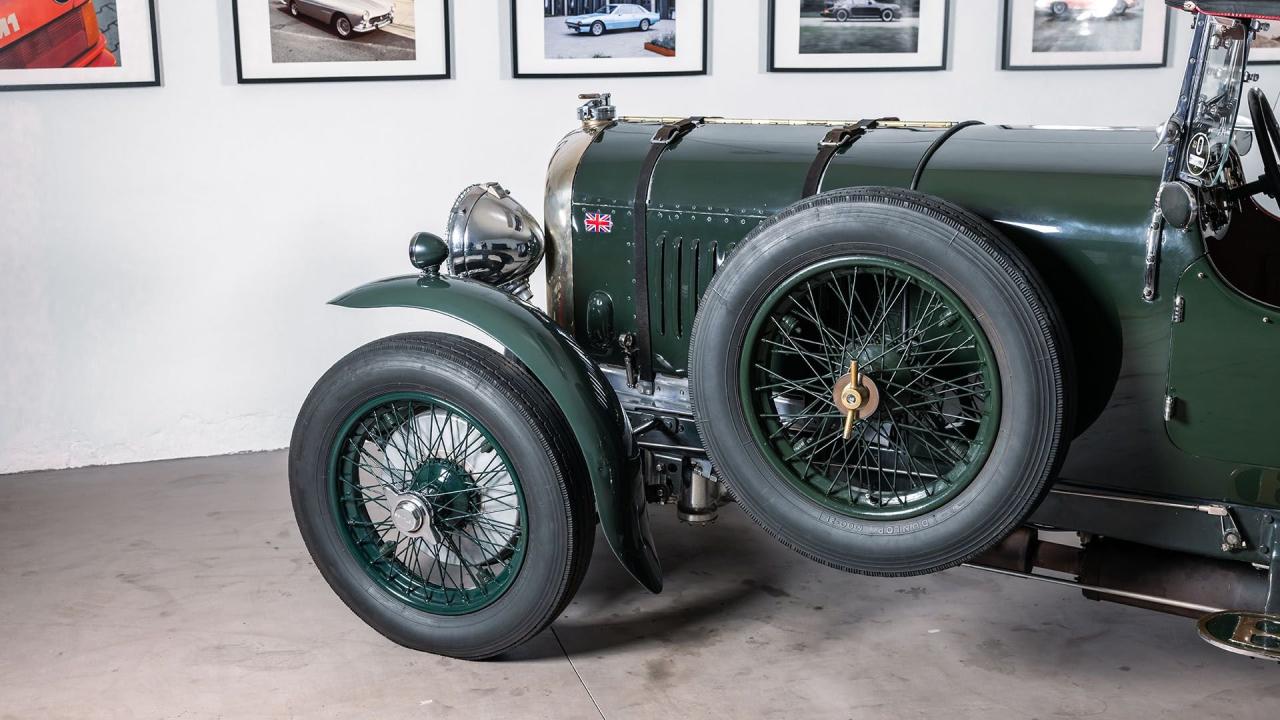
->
1166, 0, 1280, 19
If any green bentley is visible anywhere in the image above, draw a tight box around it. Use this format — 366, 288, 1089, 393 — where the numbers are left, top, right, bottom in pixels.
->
290, 0, 1280, 661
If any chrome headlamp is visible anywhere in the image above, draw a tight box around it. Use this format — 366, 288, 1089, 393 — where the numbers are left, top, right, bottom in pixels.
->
444, 182, 545, 298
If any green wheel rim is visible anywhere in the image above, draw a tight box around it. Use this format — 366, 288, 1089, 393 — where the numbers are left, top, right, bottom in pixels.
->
328, 392, 527, 615
739, 256, 1001, 521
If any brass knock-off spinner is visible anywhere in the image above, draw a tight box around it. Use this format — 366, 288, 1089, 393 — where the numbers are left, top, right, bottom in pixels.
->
833, 361, 880, 439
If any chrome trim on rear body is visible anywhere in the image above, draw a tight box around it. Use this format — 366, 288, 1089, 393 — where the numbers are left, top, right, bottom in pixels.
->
545, 127, 601, 332
619, 116, 958, 129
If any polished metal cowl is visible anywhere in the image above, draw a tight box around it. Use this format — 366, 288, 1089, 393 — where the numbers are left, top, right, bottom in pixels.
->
445, 182, 545, 298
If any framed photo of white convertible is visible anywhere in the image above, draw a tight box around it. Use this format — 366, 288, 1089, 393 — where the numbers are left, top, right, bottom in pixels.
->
232, 0, 450, 83
512, 0, 706, 78
769, 0, 951, 72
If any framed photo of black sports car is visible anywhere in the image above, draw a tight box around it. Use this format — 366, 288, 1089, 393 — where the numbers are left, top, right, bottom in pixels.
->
0, 0, 161, 92
768, 0, 951, 72
1002, 0, 1170, 70
512, 0, 707, 78
232, 0, 451, 83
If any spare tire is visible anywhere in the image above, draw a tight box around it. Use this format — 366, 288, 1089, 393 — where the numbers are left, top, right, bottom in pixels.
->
689, 187, 1072, 576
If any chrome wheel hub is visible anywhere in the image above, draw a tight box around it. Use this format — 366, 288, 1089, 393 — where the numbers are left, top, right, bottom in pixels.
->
391, 494, 431, 536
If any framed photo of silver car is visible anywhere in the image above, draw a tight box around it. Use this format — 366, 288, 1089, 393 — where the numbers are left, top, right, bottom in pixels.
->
512, 0, 707, 78
231, 0, 450, 83
768, 0, 951, 72
1002, 0, 1170, 70
0, 0, 161, 92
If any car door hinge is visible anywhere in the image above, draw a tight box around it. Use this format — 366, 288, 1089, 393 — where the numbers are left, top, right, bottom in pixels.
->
1173, 295, 1186, 323
1164, 394, 1178, 422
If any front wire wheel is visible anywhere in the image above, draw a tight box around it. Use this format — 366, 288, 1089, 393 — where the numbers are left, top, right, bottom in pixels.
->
331, 393, 527, 615
291, 333, 594, 659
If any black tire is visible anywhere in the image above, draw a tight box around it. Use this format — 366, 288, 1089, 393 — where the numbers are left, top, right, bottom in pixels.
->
333, 14, 354, 38
639, 18, 651, 31
1050, 2, 1069, 16
290, 333, 594, 659
881, 9, 895, 21
289, 0, 299, 16
836, 9, 850, 21
689, 188, 1072, 576
591, 20, 605, 36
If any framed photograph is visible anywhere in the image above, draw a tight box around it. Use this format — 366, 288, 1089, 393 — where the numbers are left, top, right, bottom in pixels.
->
0, 0, 160, 92
512, 0, 707, 78
768, 0, 950, 73
232, 0, 450, 83
1003, 0, 1170, 70
1250, 22, 1280, 65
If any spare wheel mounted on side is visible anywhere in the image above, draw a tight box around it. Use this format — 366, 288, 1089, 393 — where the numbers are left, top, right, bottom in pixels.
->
689, 187, 1073, 576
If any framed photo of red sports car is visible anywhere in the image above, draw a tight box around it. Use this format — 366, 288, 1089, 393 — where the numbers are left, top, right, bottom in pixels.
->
512, 0, 707, 78
1003, 0, 1171, 70
232, 0, 451, 83
0, 0, 161, 92
769, 0, 951, 72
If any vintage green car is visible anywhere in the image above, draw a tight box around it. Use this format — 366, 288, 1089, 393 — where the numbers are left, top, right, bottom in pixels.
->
290, 0, 1280, 661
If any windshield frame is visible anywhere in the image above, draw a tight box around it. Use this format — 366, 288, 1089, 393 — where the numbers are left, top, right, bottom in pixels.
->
1177, 15, 1254, 187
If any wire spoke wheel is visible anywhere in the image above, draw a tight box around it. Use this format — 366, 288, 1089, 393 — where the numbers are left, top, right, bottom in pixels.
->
693, 189, 1066, 575
740, 256, 1001, 521
329, 392, 526, 615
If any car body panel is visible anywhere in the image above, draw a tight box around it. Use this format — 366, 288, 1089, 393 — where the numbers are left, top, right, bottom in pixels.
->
567, 121, 945, 374
291, 0, 395, 32
566, 4, 660, 33
331, 273, 663, 593
822, 0, 903, 19
1036, 0, 1140, 14
1167, 256, 1280, 468
0, 0, 113, 69
914, 124, 1273, 508
553, 118, 1280, 516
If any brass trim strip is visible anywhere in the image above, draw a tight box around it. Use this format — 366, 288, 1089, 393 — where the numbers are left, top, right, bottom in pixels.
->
618, 116, 957, 129
544, 127, 602, 332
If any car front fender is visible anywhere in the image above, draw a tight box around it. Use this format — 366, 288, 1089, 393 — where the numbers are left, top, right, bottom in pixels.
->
331, 273, 662, 593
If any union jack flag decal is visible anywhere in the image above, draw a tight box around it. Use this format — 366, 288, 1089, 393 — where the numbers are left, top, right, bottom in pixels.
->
584, 212, 613, 234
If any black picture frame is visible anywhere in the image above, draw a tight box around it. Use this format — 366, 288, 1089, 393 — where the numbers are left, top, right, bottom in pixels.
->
511, 0, 708, 79
1249, 47, 1280, 65
232, 0, 453, 84
1001, 0, 1171, 71
0, 0, 162, 92
767, 0, 951, 73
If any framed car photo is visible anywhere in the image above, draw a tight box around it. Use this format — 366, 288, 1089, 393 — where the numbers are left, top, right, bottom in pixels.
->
0, 0, 161, 92
512, 0, 707, 78
1250, 21, 1280, 65
1003, 0, 1170, 70
768, 0, 951, 73
232, 0, 451, 83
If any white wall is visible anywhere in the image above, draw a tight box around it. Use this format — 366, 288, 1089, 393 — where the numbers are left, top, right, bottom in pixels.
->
2, 1, 1276, 474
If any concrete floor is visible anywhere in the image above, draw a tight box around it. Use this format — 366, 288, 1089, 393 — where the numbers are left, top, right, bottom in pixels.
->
0, 451, 1276, 719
